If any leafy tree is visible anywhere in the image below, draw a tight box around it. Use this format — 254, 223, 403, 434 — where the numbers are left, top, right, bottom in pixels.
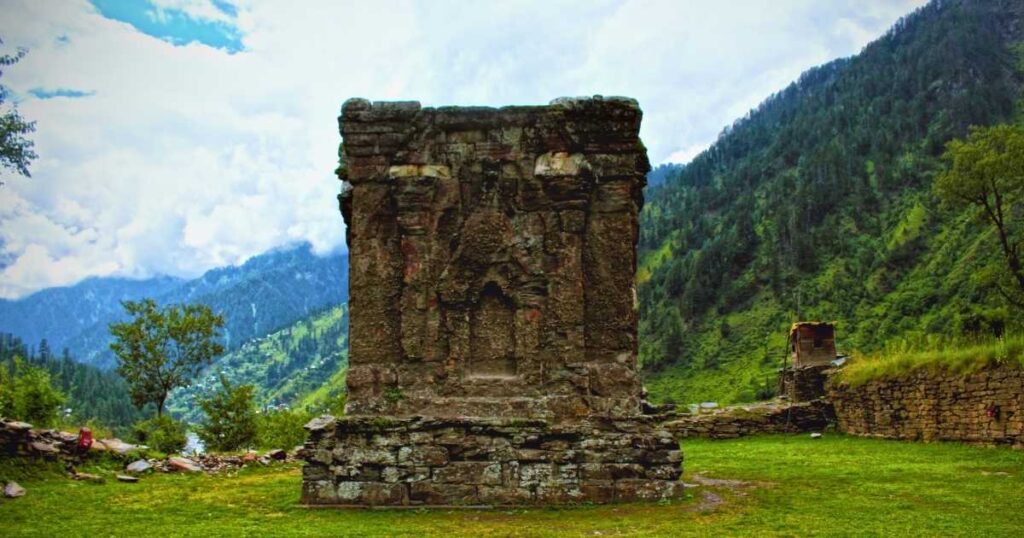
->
0, 39, 36, 178
197, 375, 257, 452
110, 299, 225, 417
0, 356, 65, 426
935, 124, 1024, 301
132, 415, 187, 454
255, 407, 313, 450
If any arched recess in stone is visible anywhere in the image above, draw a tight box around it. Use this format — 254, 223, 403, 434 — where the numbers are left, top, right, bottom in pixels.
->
468, 281, 517, 379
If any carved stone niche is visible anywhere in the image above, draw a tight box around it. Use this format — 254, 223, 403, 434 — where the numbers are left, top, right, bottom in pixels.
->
302, 97, 683, 507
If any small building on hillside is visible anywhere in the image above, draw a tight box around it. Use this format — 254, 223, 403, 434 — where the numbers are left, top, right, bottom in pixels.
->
789, 321, 837, 368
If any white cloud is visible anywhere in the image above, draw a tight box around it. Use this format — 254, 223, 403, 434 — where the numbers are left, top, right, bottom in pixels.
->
149, 0, 234, 25
0, 0, 926, 298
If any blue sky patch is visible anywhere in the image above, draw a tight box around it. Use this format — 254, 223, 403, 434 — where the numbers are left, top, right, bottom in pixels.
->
28, 87, 96, 99
90, 0, 243, 53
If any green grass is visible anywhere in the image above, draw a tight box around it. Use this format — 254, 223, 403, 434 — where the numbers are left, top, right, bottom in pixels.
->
2, 435, 1022, 536
839, 334, 1024, 387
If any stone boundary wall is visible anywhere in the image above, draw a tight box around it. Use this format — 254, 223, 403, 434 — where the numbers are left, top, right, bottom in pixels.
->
301, 415, 682, 506
827, 365, 1024, 447
661, 400, 834, 440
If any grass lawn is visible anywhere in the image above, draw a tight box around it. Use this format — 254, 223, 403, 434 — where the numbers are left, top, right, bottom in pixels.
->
1, 434, 1022, 537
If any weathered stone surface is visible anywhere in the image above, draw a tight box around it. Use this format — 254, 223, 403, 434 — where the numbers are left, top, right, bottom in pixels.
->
664, 399, 835, 440
302, 416, 682, 506
167, 457, 202, 473
779, 364, 831, 402
828, 365, 1024, 447
339, 97, 650, 419
304, 97, 681, 506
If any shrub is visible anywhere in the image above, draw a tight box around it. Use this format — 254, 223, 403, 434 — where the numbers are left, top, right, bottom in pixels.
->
197, 375, 257, 452
132, 415, 187, 454
0, 357, 65, 427
255, 408, 313, 450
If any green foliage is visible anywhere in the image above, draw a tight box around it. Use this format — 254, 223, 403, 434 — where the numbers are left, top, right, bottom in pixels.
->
0, 39, 36, 178
638, 0, 1024, 404
131, 415, 187, 454
197, 375, 257, 452
839, 333, 1024, 386
168, 304, 347, 422
110, 299, 225, 416
254, 408, 313, 450
0, 356, 65, 427
935, 123, 1024, 297
0, 333, 148, 434
383, 387, 404, 405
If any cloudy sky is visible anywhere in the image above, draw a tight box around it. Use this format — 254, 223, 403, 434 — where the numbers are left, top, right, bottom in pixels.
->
0, 0, 926, 299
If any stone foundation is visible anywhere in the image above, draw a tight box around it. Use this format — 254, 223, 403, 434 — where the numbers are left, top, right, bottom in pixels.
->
779, 364, 832, 402
662, 400, 835, 439
301, 415, 682, 506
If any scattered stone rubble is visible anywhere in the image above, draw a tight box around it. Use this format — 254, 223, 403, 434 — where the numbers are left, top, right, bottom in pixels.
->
0, 417, 298, 492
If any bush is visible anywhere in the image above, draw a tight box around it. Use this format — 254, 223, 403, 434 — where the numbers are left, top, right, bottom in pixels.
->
132, 415, 187, 454
197, 376, 257, 452
255, 408, 313, 450
0, 357, 65, 427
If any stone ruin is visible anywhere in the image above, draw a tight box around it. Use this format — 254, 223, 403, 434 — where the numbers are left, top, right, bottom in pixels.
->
301, 96, 683, 506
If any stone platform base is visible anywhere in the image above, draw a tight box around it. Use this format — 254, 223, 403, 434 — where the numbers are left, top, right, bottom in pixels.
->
301, 415, 683, 507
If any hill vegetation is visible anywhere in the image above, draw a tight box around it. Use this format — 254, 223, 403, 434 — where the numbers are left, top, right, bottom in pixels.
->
0, 243, 347, 369
168, 304, 348, 422
638, 0, 1024, 404
0, 333, 148, 431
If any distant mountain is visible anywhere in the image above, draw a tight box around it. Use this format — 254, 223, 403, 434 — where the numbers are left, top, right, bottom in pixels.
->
646, 163, 684, 188
638, 0, 1024, 404
0, 276, 184, 359
0, 243, 348, 369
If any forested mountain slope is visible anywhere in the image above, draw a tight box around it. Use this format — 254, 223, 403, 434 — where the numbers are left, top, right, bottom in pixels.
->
0, 333, 147, 430
0, 243, 348, 369
638, 0, 1024, 404
168, 304, 349, 422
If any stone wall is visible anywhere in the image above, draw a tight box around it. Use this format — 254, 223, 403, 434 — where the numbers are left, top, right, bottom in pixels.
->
338, 97, 649, 419
779, 364, 831, 402
662, 400, 834, 440
827, 365, 1024, 447
303, 415, 682, 506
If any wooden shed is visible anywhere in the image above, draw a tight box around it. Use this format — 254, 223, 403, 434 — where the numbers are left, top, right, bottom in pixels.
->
789, 321, 837, 368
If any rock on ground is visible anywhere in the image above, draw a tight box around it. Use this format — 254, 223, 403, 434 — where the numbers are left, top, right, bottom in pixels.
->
126, 460, 152, 474
4, 481, 26, 498
167, 456, 202, 473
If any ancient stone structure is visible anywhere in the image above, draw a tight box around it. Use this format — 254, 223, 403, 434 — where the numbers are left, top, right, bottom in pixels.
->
663, 400, 834, 440
789, 322, 837, 368
828, 365, 1024, 447
301, 97, 683, 506
779, 363, 831, 402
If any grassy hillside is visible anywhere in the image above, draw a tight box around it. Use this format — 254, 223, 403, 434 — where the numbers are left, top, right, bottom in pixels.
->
2, 435, 1022, 536
638, 0, 1024, 404
168, 304, 348, 422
